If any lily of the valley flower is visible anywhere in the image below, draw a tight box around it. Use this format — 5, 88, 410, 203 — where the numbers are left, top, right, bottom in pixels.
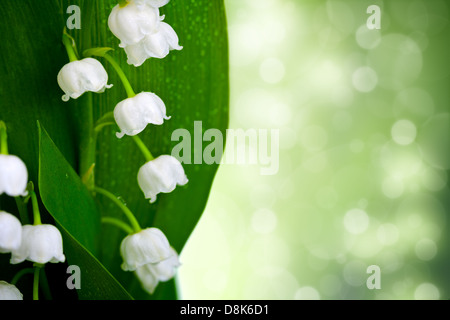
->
135, 247, 180, 294
123, 22, 182, 67
108, 0, 160, 47
137, 155, 188, 203
114, 92, 170, 139
0, 281, 23, 300
0, 155, 28, 197
10, 225, 65, 265
120, 227, 172, 271
57, 58, 112, 102
108, 0, 182, 66
0, 212, 22, 253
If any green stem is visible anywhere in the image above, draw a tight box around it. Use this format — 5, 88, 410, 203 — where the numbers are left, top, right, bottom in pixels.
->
132, 135, 154, 162
39, 266, 52, 300
102, 217, 134, 234
103, 53, 136, 98
62, 30, 78, 62
79, 92, 96, 190
31, 190, 41, 226
33, 265, 42, 301
11, 268, 34, 286
95, 122, 116, 134
93, 187, 141, 233
0, 121, 8, 155
94, 111, 116, 135
118, 0, 129, 7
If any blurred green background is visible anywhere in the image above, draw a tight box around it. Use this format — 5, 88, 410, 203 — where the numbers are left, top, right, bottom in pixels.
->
178, 0, 450, 299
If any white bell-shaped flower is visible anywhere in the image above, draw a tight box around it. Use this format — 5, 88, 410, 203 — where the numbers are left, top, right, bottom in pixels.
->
108, 0, 161, 47
124, 22, 183, 67
0, 154, 28, 197
120, 227, 172, 271
138, 155, 188, 203
10, 225, 65, 265
0, 281, 23, 300
135, 247, 180, 294
0, 212, 22, 254
108, 0, 182, 66
114, 92, 170, 139
57, 58, 112, 102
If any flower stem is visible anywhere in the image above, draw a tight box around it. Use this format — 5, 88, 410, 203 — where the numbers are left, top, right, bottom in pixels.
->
80, 93, 96, 190
31, 190, 42, 226
118, 0, 129, 7
39, 267, 52, 300
94, 111, 116, 135
132, 135, 154, 162
102, 217, 134, 234
11, 268, 34, 286
0, 120, 9, 155
103, 53, 136, 98
62, 29, 79, 62
93, 187, 141, 233
33, 265, 42, 301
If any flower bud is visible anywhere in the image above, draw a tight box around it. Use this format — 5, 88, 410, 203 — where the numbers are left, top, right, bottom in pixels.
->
114, 92, 170, 139
0, 211, 22, 253
0, 154, 28, 197
120, 228, 172, 271
57, 58, 112, 102
0, 281, 23, 300
138, 155, 188, 203
10, 225, 65, 265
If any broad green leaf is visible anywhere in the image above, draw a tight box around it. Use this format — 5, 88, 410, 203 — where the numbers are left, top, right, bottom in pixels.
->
0, 0, 229, 300
0, 0, 78, 297
38, 122, 100, 254
39, 123, 132, 300
79, 1, 230, 299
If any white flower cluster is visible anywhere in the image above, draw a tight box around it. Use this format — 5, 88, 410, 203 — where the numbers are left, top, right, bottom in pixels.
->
0, 136, 65, 300
108, 0, 182, 66
54, 0, 187, 295
120, 228, 180, 294
108, 1, 186, 294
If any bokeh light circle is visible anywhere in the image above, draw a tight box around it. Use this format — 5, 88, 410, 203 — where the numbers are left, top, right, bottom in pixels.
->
343, 209, 369, 235
414, 283, 440, 300
391, 120, 417, 146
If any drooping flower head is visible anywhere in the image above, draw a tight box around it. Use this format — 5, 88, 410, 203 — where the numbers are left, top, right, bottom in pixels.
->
10, 224, 65, 265
0, 211, 22, 253
108, 0, 161, 47
137, 155, 188, 203
120, 227, 173, 271
114, 92, 170, 139
135, 247, 180, 294
108, 0, 182, 67
0, 281, 23, 300
57, 57, 112, 101
123, 22, 182, 67
0, 154, 28, 197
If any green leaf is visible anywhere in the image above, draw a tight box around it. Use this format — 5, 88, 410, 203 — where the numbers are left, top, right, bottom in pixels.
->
38, 122, 132, 300
38, 122, 100, 254
0, 0, 229, 300
83, 47, 114, 58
